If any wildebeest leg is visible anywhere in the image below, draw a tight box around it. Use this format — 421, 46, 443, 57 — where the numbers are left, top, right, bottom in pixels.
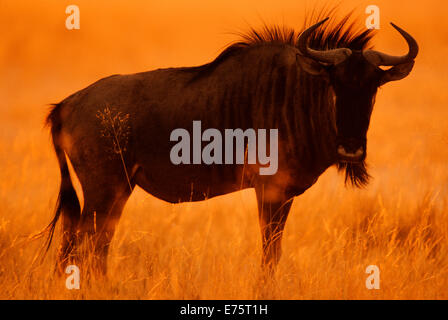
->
78, 182, 134, 275
255, 185, 293, 275
57, 206, 80, 273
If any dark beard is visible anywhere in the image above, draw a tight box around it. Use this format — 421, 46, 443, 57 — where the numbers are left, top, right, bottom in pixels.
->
337, 161, 370, 188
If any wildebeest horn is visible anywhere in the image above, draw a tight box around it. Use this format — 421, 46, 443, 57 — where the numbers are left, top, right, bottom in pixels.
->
363, 23, 419, 66
297, 17, 352, 65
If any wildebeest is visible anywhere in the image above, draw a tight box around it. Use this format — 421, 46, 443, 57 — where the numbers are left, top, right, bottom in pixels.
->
43, 15, 418, 275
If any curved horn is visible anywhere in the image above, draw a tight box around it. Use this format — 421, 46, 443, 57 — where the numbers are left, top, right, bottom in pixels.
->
363, 23, 419, 66
297, 17, 352, 64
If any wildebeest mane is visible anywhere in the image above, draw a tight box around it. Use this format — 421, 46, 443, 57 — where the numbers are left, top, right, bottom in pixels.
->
185, 11, 375, 78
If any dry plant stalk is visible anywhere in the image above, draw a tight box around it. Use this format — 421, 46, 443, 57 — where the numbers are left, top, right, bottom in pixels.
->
96, 106, 132, 192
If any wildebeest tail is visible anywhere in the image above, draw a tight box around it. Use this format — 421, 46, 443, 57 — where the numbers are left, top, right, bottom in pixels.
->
38, 103, 81, 254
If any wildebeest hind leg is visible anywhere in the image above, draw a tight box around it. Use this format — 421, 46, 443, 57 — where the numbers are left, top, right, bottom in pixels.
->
57, 210, 80, 273
77, 181, 134, 275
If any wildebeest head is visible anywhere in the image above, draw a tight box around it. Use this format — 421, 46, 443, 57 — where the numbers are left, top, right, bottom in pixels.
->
297, 18, 418, 166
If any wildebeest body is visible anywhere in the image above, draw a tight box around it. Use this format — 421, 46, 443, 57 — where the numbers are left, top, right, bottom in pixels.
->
44, 15, 418, 274
61, 44, 327, 204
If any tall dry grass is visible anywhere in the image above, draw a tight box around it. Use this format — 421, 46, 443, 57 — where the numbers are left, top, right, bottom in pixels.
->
0, 0, 448, 299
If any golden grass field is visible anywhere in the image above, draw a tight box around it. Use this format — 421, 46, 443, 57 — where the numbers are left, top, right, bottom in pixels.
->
1, 0, 448, 299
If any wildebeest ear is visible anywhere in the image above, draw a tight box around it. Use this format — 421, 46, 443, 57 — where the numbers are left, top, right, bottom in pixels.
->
296, 54, 328, 77
380, 61, 415, 85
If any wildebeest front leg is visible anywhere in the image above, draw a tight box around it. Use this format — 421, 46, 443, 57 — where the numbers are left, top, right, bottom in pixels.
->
255, 185, 293, 274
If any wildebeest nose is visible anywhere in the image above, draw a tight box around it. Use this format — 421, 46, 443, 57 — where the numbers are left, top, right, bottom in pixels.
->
339, 138, 363, 153
343, 144, 359, 153
337, 145, 364, 158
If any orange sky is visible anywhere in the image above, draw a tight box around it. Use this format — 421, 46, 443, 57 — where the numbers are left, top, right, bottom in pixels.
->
0, 0, 447, 120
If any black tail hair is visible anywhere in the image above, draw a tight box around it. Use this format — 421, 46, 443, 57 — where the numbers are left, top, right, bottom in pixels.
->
38, 103, 81, 255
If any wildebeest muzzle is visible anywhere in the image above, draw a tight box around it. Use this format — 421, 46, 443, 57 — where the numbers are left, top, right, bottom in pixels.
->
336, 137, 366, 163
